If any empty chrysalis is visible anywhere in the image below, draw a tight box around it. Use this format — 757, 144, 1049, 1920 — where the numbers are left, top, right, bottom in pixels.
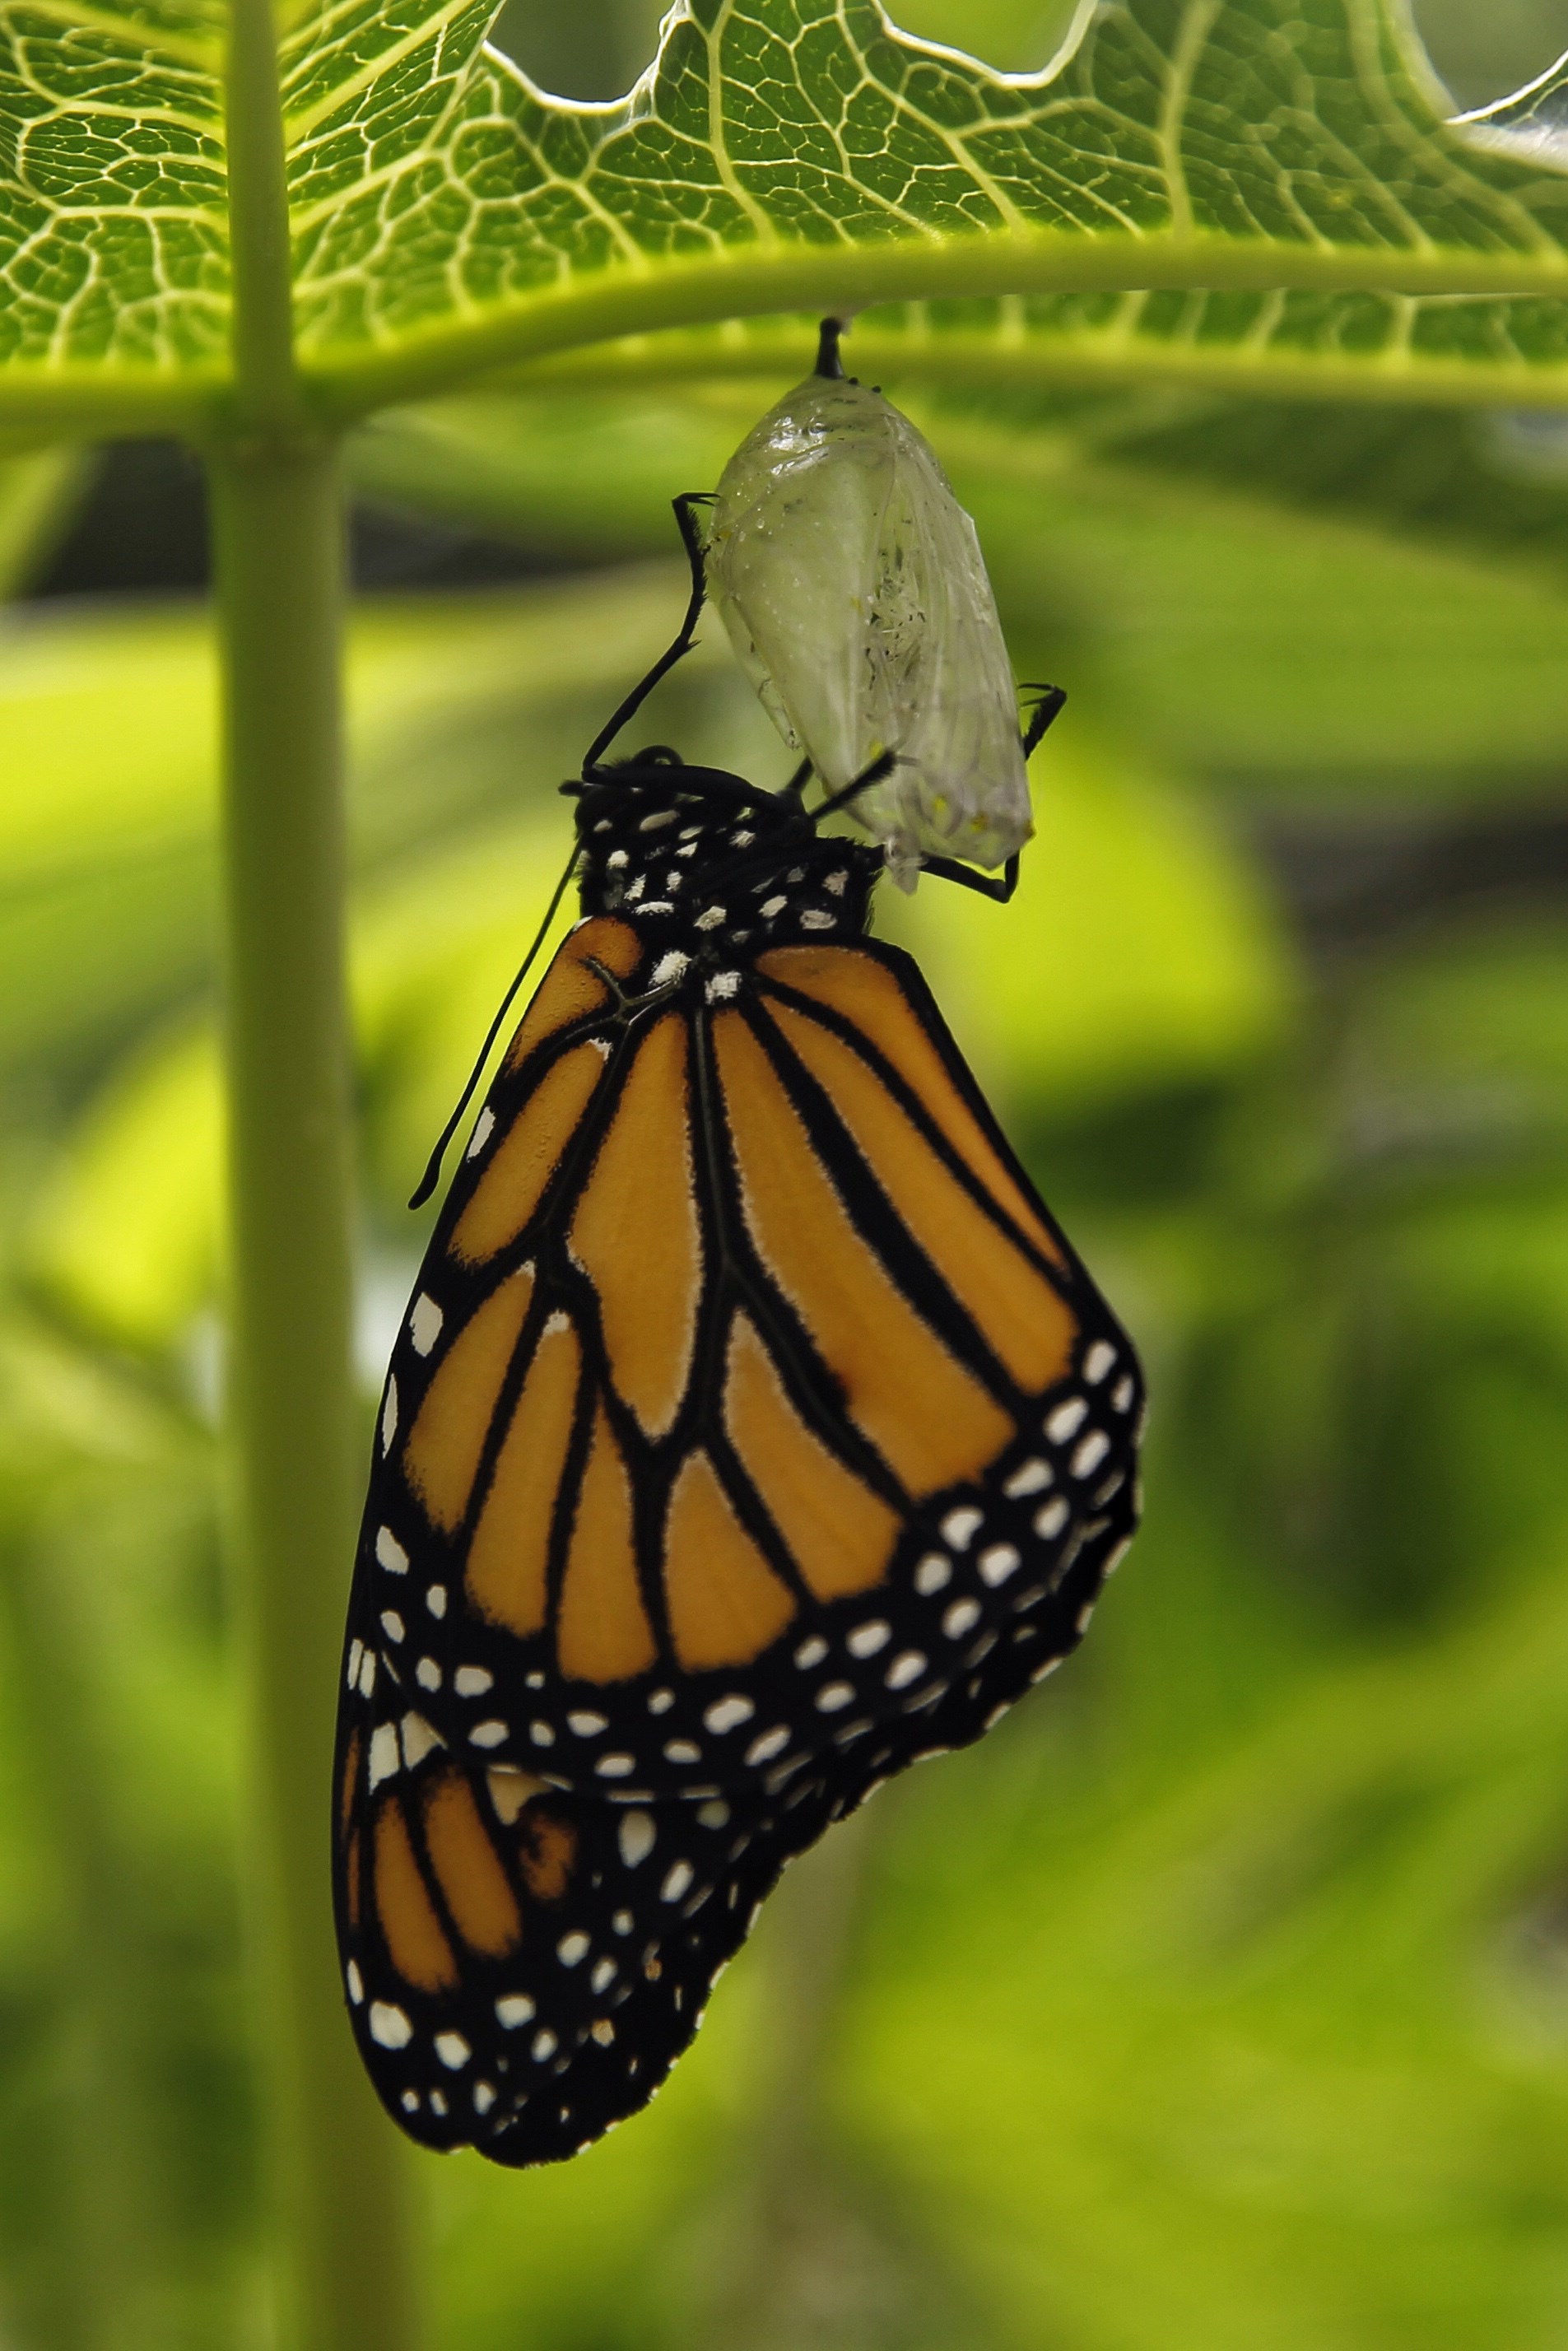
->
705, 319, 1031, 886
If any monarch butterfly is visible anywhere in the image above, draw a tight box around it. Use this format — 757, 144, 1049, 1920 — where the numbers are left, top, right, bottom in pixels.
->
333, 478, 1143, 2168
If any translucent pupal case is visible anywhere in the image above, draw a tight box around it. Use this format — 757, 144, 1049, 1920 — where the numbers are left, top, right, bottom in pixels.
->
705, 371, 1032, 882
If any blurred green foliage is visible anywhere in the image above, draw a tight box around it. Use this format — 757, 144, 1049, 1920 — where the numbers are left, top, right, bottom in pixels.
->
7, 0, 1568, 2341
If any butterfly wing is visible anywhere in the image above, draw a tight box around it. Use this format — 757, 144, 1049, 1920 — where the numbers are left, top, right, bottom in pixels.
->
337, 915, 1142, 2160
347, 927, 1141, 1804
333, 1651, 851, 2160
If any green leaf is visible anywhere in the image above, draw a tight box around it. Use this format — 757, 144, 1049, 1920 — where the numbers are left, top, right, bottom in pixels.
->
9, 0, 1568, 426
0, 444, 86, 592
0, 0, 227, 404
1461, 40, 1568, 150
300, 0, 1568, 415
27, 1022, 220, 1348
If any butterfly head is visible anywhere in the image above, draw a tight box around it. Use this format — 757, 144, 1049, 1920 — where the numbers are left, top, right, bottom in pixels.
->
570, 752, 879, 957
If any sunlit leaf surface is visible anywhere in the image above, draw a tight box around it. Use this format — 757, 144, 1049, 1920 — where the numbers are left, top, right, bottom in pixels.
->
6, 1, 1568, 413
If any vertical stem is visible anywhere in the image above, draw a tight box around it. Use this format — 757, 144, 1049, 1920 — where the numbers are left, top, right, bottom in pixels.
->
213, 0, 421, 2344
211, 444, 419, 2351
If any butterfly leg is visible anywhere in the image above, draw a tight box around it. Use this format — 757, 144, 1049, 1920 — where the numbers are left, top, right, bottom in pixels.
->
1021, 684, 1066, 758
581, 493, 715, 774
904, 687, 1056, 905
921, 851, 1021, 903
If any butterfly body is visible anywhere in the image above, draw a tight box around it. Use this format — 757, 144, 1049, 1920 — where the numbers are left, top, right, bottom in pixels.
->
335, 725, 1142, 2166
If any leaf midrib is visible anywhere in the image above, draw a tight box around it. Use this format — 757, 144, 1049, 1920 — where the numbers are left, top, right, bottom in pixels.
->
293, 220, 1568, 421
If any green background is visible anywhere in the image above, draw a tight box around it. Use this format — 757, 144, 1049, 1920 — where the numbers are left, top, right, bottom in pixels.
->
7, 0, 1568, 2343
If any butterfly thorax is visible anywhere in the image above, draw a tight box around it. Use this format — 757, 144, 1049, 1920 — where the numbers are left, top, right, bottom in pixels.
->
570, 754, 879, 963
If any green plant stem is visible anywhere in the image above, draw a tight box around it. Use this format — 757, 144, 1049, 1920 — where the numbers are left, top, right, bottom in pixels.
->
212, 0, 421, 2344
212, 438, 420, 2351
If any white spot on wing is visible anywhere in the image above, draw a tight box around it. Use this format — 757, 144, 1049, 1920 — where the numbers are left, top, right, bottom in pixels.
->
496, 1994, 535, 2027
466, 1106, 495, 1159
379, 1379, 398, 1455
375, 1526, 408, 1574
1045, 1397, 1088, 1443
435, 2032, 470, 2069
368, 1724, 399, 1787
487, 1768, 530, 1823
914, 1553, 951, 1595
409, 1294, 443, 1356
618, 1812, 655, 1867
941, 1507, 982, 1550
370, 2002, 412, 2049
704, 1696, 754, 1734
1071, 1431, 1110, 1478
400, 1713, 444, 1767
454, 1666, 492, 1697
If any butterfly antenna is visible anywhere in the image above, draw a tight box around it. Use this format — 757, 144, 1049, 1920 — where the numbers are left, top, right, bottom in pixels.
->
407, 841, 581, 1211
